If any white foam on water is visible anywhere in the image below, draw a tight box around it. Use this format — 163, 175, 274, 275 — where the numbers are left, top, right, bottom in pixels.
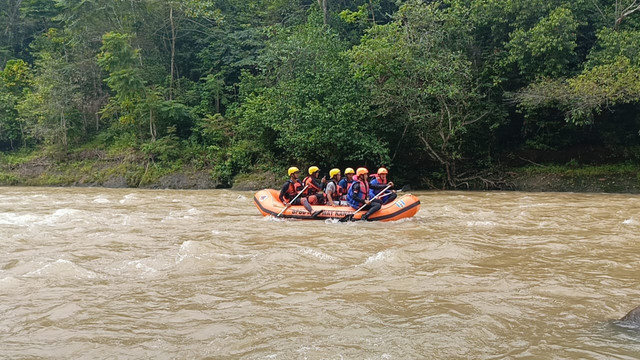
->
0, 212, 39, 226
0, 275, 22, 289
622, 218, 637, 225
363, 250, 393, 265
92, 196, 110, 204
40, 208, 82, 225
466, 220, 496, 227
123, 260, 158, 276
265, 216, 287, 222
177, 240, 254, 263
300, 248, 336, 262
236, 195, 247, 201
25, 259, 98, 279
119, 193, 138, 204
176, 240, 201, 263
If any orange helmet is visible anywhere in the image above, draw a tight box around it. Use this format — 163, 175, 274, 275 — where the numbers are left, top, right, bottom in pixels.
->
377, 167, 388, 175
356, 167, 369, 177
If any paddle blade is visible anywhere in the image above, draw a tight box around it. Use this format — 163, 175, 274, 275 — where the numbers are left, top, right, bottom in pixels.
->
339, 214, 354, 222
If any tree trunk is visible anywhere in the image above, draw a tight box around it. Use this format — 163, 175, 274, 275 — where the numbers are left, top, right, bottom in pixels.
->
169, 5, 176, 100
369, 0, 376, 24
317, 0, 328, 25
149, 108, 156, 141
61, 111, 68, 152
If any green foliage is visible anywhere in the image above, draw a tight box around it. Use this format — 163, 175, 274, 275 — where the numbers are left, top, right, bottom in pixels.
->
2, 0, 640, 188
350, 1, 494, 187
232, 20, 390, 170
516, 57, 640, 124
586, 28, 640, 67
505, 7, 579, 79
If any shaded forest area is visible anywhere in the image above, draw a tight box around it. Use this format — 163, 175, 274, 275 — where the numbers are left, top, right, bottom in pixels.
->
1, 0, 639, 189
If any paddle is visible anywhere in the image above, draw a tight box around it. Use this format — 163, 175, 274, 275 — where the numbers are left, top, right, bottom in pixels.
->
383, 184, 411, 195
277, 185, 308, 217
339, 183, 393, 222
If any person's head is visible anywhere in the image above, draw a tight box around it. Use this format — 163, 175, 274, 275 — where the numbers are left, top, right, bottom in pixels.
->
288, 166, 300, 179
329, 168, 341, 181
344, 167, 355, 181
377, 167, 388, 182
308, 166, 320, 178
356, 167, 369, 181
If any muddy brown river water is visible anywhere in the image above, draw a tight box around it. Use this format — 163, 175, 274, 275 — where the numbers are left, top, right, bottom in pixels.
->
0, 187, 639, 358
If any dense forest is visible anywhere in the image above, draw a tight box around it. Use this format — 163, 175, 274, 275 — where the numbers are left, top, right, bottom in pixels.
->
1, 0, 639, 189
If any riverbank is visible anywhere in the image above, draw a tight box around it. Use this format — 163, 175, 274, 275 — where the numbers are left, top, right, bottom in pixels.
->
1, 149, 639, 192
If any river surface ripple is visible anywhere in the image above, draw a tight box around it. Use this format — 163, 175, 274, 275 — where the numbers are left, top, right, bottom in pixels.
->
0, 187, 639, 359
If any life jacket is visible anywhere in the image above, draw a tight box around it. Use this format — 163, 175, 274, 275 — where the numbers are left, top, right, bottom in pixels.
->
283, 179, 303, 200
369, 174, 388, 199
326, 179, 342, 201
347, 178, 369, 209
302, 176, 323, 195
338, 178, 352, 196
369, 173, 387, 185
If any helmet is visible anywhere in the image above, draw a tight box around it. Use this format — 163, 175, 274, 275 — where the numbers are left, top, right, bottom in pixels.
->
308, 166, 320, 175
288, 167, 300, 176
344, 167, 355, 175
329, 168, 341, 178
356, 167, 369, 176
377, 167, 388, 175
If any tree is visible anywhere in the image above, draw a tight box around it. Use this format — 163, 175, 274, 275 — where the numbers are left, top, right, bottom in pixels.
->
232, 18, 389, 171
350, 1, 492, 188
0, 59, 31, 149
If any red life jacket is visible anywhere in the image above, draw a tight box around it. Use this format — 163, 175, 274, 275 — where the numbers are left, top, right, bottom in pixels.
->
302, 176, 322, 195
284, 179, 303, 200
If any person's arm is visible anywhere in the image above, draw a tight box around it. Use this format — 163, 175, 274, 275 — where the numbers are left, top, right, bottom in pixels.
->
370, 181, 394, 190
278, 182, 290, 204
310, 178, 324, 192
326, 182, 335, 206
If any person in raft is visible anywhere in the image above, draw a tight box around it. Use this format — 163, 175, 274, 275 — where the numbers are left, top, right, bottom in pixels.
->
369, 167, 396, 204
302, 166, 326, 205
279, 167, 322, 217
347, 167, 383, 221
338, 167, 355, 201
325, 168, 345, 206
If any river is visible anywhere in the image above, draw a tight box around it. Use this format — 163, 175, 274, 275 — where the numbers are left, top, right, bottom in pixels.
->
0, 187, 639, 358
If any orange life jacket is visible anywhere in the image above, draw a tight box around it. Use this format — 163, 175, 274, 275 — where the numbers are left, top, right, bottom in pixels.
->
284, 179, 303, 200
302, 176, 323, 195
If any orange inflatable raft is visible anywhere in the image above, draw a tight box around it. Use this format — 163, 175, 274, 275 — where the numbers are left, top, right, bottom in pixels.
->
253, 189, 420, 222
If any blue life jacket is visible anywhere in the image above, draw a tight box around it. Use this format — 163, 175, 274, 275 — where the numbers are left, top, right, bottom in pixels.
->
338, 178, 347, 192
347, 179, 368, 209
369, 174, 390, 202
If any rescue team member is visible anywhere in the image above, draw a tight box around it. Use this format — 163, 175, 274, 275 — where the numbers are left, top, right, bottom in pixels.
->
279, 167, 322, 217
346, 167, 383, 221
338, 167, 355, 201
325, 168, 345, 206
369, 167, 396, 205
303, 166, 326, 205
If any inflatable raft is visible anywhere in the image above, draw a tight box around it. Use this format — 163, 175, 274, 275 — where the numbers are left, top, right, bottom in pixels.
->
253, 189, 420, 222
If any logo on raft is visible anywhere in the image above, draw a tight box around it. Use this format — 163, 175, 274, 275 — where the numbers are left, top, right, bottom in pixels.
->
259, 195, 268, 202
291, 209, 353, 217
395, 200, 406, 208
